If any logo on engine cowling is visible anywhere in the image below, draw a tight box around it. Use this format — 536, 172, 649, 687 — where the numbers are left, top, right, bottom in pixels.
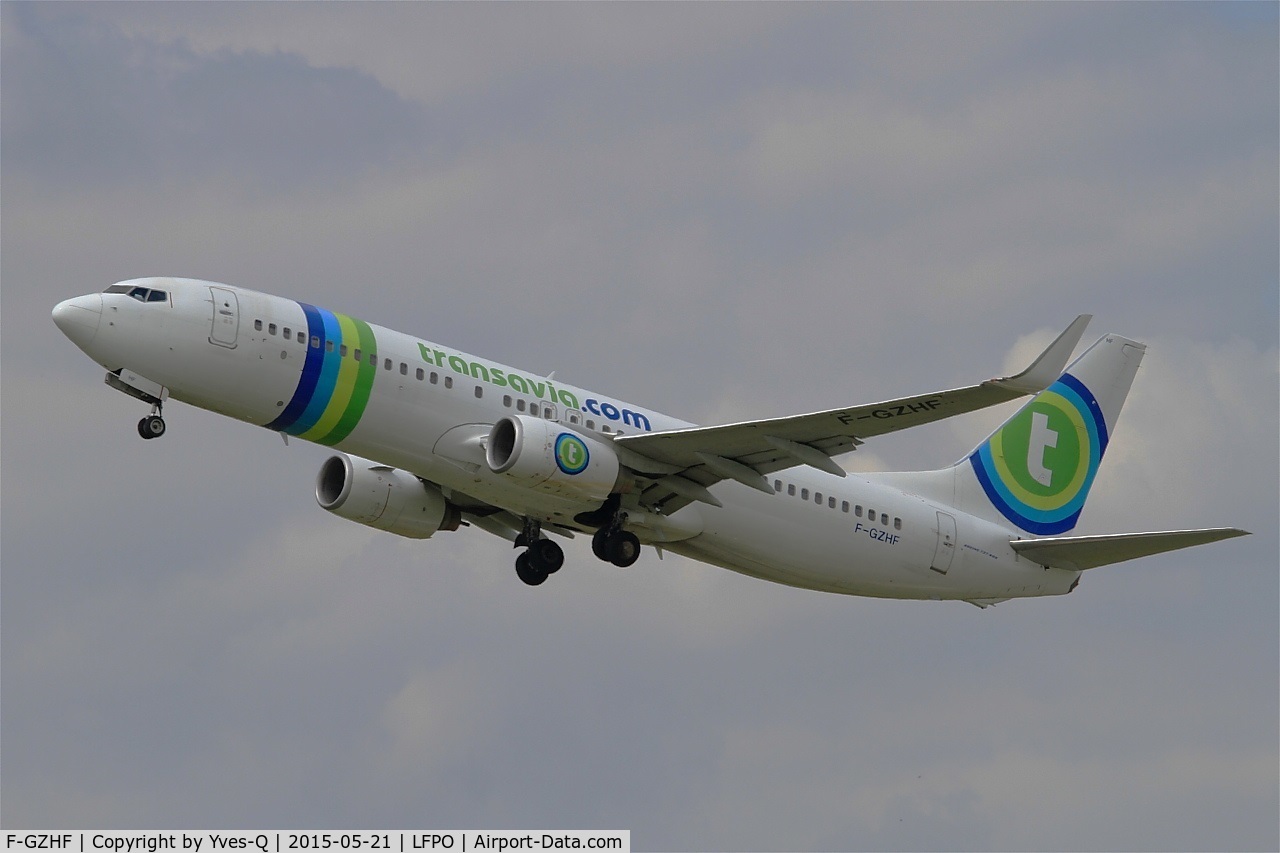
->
555, 433, 590, 475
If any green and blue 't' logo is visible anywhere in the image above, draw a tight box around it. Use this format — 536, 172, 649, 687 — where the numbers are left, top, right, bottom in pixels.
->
555, 433, 590, 475
969, 374, 1109, 535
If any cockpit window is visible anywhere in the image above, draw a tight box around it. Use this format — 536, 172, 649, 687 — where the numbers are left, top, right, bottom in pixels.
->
101, 284, 169, 303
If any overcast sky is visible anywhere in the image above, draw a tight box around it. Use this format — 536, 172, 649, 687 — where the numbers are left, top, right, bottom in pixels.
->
2, 3, 1277, 850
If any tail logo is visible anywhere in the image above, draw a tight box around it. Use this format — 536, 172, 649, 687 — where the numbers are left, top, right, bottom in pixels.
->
969, 374, 1109, 535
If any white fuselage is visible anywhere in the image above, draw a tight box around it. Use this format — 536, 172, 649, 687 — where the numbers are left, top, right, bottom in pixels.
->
54, 278, 1080, 603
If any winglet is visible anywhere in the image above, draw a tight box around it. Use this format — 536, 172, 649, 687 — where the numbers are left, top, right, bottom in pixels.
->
988, 314, 1092, 394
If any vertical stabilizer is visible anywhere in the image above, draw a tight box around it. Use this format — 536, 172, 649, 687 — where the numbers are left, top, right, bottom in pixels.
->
871, 334, 1145, 535
964, 334, 1145, 534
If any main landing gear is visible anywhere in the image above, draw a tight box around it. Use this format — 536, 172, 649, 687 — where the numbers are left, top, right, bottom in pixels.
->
512, 503, 642, 587
136, 403, 166, 440
575, 495, 641, 569
592, 524, 641, 568
514, 519, 565, 586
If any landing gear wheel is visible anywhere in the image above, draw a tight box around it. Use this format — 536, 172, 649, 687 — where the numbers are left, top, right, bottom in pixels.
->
137, 415, 166, 440
592, 528, 611, 561
605, 531, 641, 568
515, 552, 549, 586
529, 538, 565, 575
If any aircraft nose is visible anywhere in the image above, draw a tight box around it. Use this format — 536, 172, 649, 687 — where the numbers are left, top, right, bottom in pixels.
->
52, 294, 103, 349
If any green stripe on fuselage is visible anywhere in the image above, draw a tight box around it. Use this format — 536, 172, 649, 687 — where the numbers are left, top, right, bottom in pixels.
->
316, 316, 377, 446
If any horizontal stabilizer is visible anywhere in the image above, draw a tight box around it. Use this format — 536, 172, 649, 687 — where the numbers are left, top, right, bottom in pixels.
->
1011, 528, 1250, 571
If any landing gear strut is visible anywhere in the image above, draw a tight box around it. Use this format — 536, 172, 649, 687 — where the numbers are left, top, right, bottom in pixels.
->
513, 518, 565, 586
137, 403, 166, 440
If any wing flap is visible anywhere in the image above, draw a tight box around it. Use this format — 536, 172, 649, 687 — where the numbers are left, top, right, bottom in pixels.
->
1010, 528, 1250, 571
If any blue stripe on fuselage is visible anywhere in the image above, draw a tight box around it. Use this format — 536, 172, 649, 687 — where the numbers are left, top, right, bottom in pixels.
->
290, 308, 342, 434
265, 302, 327, 432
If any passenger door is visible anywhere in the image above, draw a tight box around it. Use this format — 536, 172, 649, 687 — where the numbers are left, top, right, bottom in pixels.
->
208, 286, 239, 348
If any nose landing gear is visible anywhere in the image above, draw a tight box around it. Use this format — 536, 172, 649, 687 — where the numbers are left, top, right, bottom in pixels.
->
137, 404, 166, 440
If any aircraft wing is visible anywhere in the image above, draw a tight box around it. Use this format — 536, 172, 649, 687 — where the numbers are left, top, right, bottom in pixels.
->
614, 315, 1092, 511
1010, 528, 1250, 571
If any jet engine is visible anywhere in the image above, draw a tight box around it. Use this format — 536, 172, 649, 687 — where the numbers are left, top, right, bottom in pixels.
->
485, 415, 623, 503
316, 454, 461, 539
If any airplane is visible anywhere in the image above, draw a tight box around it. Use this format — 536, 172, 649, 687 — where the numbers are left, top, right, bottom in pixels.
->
52, 278, 1248, 606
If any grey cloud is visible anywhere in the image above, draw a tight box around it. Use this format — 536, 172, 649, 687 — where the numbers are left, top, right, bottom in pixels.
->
3, 4, 427, 193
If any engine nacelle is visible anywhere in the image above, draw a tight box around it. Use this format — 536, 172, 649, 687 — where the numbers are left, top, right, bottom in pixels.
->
316, 454, 461, 539
485, 415, 623, 503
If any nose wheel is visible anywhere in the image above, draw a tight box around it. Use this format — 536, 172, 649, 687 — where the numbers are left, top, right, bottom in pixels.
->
137, 412, 166, 440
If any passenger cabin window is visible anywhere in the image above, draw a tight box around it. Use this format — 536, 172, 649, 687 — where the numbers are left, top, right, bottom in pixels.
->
801, 489, 809, 500
517, 400, 526, 412
254, 320, 263, 331
326, 340, 335, 353
841, 501, 850, 513
283, 327, 292, 338
894, 517, 902, 530
474, 386, 483, 399
416, 368, 425, 381
444, 376, 453, 389
787, 484, 796, 497
311, 336, 321, 348
297, 331, 305, 343
269, 324, 278, 335
400, 363, 408, 375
